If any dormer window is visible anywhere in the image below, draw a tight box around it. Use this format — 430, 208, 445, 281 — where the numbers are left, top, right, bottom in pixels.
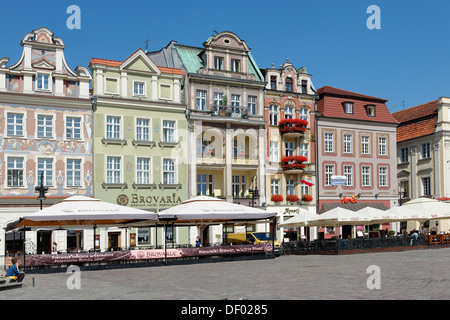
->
343, 102, 353, 114
366, 105, 376, 117
36, 73, 50, 91
214, 57, 224, 70
286, 77, 293, 92
270, 76, 277, 90
301, 80, 308, 94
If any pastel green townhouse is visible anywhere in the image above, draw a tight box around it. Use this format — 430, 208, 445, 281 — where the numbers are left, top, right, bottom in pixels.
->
89, 49, 190, 250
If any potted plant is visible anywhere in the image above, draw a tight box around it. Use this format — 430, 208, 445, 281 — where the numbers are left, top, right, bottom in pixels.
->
286, 194, 299, 203
301, 194, 313, 202
271, 194, 283, 203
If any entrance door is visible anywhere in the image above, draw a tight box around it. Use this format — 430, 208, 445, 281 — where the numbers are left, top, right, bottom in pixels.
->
37, 231, 52, 254
108, 232, 121, 251
342, 225, 352, 239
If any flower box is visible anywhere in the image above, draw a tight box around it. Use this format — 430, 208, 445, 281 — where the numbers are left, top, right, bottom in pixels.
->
278, 119, 308, 135
286, 194, 299, 202
301, 194, 313, 202
271, 194, 283, 203
280, 156, 308, 171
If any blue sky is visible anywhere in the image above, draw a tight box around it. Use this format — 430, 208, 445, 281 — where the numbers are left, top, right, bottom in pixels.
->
1, 0, 449, 113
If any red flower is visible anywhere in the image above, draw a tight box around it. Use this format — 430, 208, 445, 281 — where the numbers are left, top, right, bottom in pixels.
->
286, 194, 299, 202
271, 194, 283, 203
301, 194, 313, 202
280, 156, 308, 171
278, 119, 308, 135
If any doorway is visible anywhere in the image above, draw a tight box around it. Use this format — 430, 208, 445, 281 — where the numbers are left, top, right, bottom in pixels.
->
37, 230, 52, 254
342, 225, 352, 239
108, 232, 121, 251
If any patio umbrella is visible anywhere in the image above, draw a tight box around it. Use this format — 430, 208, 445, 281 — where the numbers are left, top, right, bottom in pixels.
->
355, 206, 396, 224
307, 207, 372, 227
158, 196, 276, 224
279, 210, 317, 228
4, 195, 159, 230
400, 198, 450, 221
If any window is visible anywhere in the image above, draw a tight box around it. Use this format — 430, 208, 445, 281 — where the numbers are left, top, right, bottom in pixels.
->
138, 228, 151, 244
66, 159, 82, 187
400, 147, 409, 163
37, 158, 53, 186
196, 90, 207, 111
106, 116, 121, 139
37, 73, 50, 90
7, 157, 24, 187
106, 156, 121, 184
343, 134, 352, 154
301, 184, 309, 197
344, 165, 353, 187
7, 113, 24, 136
378, 137, 387, 156
136, 118, 150, 141
269, 105, 278, 125
324, 132, 334, 153
271, 179, 280, 195
361, 136, 370, 155
285, 106, 294, 119
214, 57, 224, 70
163, 159, 175, 184
270, 76, 277, 90
270, 141, 279, 162
299, 108, 308, 122
300, 143, 309, 158
286, 77, 293, 92
248, 96, 257, 115
197, 174, 207, 195
366, 105, 376, 117
208, 175, 214, 195
421, 143, 431, 159
66, 117, 81, 139
162, 120, 175, 142
133, 81, 145, 96
422, 177, 431, 196
343, 102, 353, 114
214, 92, 224, 106
379, 167, 388, 187
232, 175, 240, 196
301, 80, 308, 94
286, 179, 295, 195
136, 158, 151, 184
325, 165, 334, 186
37, 115, 53, 138
362, 166, 371, 187
285, 142, 294, 156
231, 59, 240, 72
231, 94, 241, 114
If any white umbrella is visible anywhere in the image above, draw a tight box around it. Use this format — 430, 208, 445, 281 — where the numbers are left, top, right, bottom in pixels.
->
356, 206, 396, 224
158, 196, 276, 224
279, 210, 317, 228
5, 195, 159, 230
400, 198, 450, 220
307, 207, 372, 227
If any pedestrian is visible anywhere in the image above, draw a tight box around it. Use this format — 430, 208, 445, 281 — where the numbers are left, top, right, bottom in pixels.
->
410, 231, 419, 246
52, 242, 58, 254
6, 257, 25, 282
195, 236, 201, 247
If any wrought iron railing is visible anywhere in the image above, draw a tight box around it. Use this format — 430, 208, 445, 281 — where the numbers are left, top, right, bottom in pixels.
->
210, 105, 249, 119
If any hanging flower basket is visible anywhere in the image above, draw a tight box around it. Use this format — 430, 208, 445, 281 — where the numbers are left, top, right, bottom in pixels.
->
286, 194, 299, 202
301, 194, 313, 202
271, 194, 283, 203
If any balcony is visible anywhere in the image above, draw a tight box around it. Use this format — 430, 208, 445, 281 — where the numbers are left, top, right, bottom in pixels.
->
279, 119, 308, 138
281, 156, 307, 174
210, 105, 248, 119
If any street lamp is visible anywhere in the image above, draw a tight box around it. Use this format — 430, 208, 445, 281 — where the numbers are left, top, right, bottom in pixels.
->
35, 172, 48, 210
248, 177, 259, 207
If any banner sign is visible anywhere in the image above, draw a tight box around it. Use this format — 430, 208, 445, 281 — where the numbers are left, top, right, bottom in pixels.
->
331, 176, 347, 185
24, 243, 273, 266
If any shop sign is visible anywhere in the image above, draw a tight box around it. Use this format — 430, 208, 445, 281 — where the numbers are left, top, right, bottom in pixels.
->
117, 193, 183, 208
341, 195, 358, 204
331, 176, 347, 185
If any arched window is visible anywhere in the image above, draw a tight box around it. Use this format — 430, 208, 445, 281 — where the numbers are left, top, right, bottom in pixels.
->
286, 77, 293, 92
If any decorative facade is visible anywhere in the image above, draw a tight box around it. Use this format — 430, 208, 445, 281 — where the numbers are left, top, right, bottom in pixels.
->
89, 49, 189, 250
149, 32, 267, 245
262, 60, 318, 241
316, 86, 398, 239
392, 97, 450, 233
0, 27, 92, 258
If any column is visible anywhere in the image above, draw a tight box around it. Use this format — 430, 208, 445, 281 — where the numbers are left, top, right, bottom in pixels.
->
225, 126, 233, 202
410, 147, 417, 198
258, 126, 266, 203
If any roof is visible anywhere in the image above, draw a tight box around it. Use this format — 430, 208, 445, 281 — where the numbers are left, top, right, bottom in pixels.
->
392, 100, 438, 142
317, 86, 398, 124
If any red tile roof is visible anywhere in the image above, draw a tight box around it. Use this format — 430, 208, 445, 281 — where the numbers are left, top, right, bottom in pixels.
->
392, 100, 438, 142
317, 86, 398, 124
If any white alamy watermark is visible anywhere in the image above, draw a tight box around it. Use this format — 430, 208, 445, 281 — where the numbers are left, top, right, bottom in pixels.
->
66, 265, 81, 290
67, 5, 81, 30
367, 5, 381, 30
366, 265, 381, 290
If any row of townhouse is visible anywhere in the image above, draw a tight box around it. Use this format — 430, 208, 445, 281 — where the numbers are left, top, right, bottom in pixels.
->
0, 27, 440, 258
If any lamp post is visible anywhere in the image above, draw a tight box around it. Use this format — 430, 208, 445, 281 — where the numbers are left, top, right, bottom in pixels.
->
35, 172, 48, 210
249, 177, 259, 207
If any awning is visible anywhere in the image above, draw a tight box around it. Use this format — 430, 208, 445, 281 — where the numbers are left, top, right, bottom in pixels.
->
319, 202, 389, 214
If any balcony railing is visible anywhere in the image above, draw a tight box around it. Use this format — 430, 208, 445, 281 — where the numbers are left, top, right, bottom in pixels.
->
210, 105, 249, 119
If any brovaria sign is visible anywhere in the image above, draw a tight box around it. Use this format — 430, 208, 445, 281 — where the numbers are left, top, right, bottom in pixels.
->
117, 193, 183, 208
